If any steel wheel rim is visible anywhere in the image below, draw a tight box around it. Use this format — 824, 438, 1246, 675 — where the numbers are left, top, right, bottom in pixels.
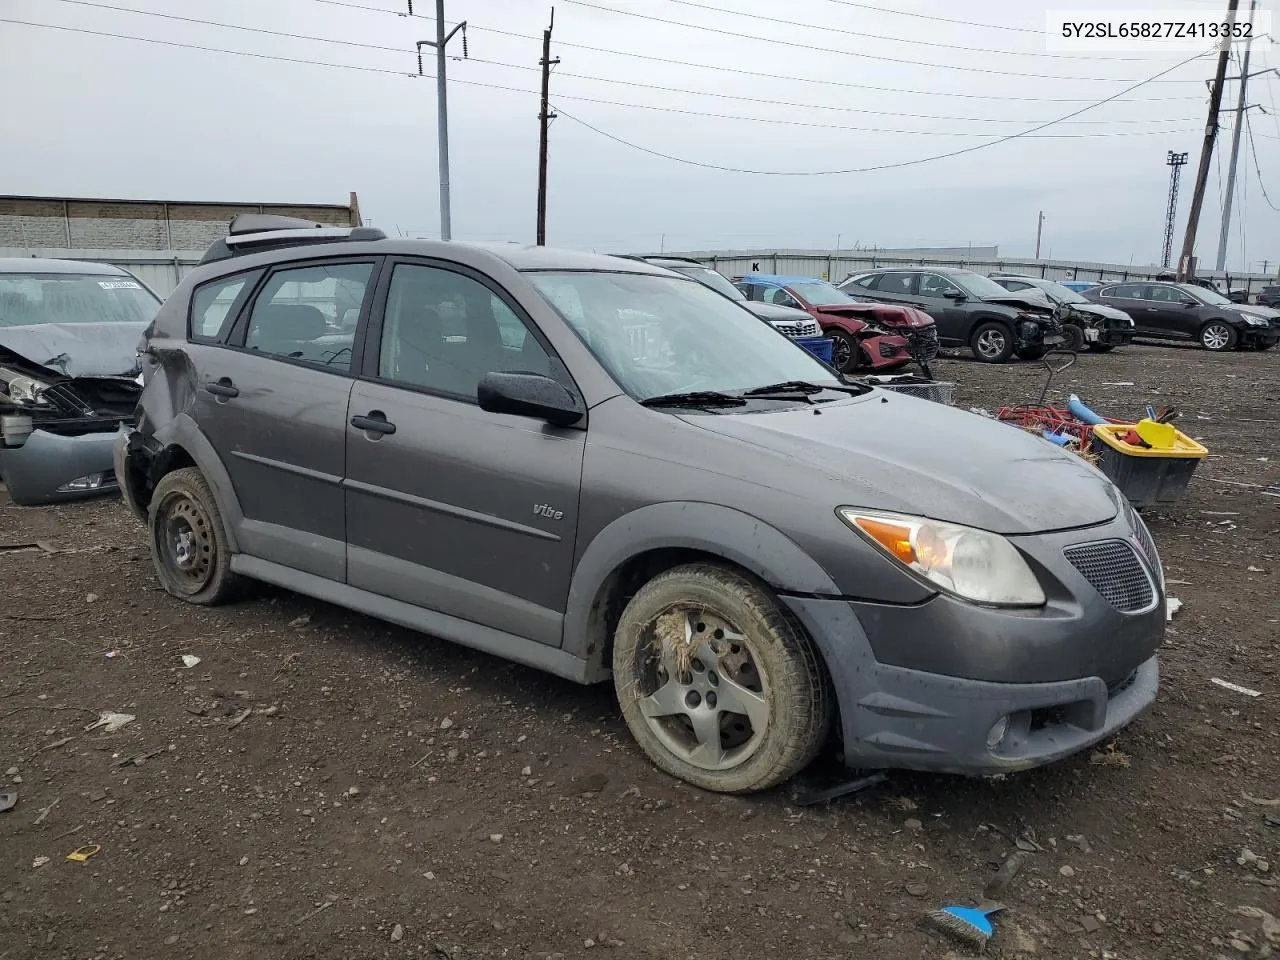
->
977, 328, 1006, 358
633, 607, 771, 772
831, 335, 852, 370
1203, 325, 1230, 350
156, 492, 215, 591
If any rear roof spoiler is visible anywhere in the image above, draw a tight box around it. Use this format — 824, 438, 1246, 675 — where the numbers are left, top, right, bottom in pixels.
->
199, 213, 387, 265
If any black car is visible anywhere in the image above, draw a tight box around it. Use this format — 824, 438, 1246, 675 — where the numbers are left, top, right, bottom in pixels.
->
1083, 281, 1279, 351
989, 274, 1134, 353
1255, 285, 1280, 308
839, 267, 1063, 363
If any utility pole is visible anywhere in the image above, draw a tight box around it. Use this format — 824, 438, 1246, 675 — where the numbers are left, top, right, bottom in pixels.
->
1163, 151, 1189, 268
1216, 0, 1259, 270
1260, 258, 1271, 274
1034, 210, 1045, 259
536, 8, 557, 246
1177, 0, 1239, 281
416, 1, 467, 241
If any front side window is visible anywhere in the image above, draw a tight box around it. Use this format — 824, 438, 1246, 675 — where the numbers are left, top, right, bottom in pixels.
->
0, 272, 159, 328
243, 262, 373, 370
527, 271, 841, 402
678, 266, 745, 302
918, 274, 963, 298
764, 287, 802, 309
377, 263, 551, 399
783, 282, 854, 306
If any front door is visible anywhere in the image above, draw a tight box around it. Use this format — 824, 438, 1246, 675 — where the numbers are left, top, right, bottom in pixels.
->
207, 258, 379, 580
1144, 283, 1200, 339
914, 273, 969, 344
344, 259, 586, 647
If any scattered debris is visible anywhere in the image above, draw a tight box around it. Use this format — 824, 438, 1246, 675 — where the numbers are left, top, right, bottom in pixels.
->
227, 707, 253, 729
1090, 744, 1132, 767
0, 792, 15, 813
116, 747, 165, 768
1101, 382, 1135, 387
295, 899, 335, 925
104, 651, 119, 659
1247, 565, 1265, 573
85, 593, 98, 603
1211, 678, 1262, 698
1243, 792, 1280, 807
1238, 848, 1271, 873
289, 615, 311, 627
33, 796, 60, 826
925, 903, 1004, 950
1066, 834, 1092, 854
488, 833, 503, 843
1232, 907, 1280, 945
905, 882, 929, 898
84, 712, 134, 733
1059, 865, 1076, 878
66, 844, 100, 863
985, 850, 1031, 899
31, 856, 49, 869
391, 924, 404, 943
439, 717, 454, 730
180, 655, 201, 669
1166, 597, 1183, 621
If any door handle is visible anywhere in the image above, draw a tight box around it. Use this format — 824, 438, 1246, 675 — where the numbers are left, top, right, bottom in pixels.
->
351, 411, 396, 436
204, 377, 239, 398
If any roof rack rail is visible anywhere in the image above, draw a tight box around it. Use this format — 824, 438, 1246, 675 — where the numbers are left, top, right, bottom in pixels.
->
198, 214, 387, 265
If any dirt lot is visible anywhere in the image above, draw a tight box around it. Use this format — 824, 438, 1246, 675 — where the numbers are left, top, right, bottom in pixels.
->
2, 343, 1278, 960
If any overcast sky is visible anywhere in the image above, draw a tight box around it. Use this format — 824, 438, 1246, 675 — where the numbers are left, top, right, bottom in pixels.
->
2, 0, 1278, 270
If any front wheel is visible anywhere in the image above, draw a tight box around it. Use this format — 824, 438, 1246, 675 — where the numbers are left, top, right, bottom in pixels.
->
969, 322, 1015, 363
612, 563, 832, 794
148, 467, 239, 605
1060, 323, 1086, 353
827, 329, 859, 373
1200, 321, 1238, 352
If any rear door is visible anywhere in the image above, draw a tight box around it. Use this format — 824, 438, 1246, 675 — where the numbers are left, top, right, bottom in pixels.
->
203, 258, 379, 580
343, 258, 586, 647
1098, 284, 1152, 334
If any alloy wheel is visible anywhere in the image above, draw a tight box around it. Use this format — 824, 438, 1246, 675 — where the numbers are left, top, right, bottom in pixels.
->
1202, 324, 1231, 350
976, 328, 1007, 359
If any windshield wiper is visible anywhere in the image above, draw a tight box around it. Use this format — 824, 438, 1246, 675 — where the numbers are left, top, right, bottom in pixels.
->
741, 380, 864, 397
641, 391, 747, 408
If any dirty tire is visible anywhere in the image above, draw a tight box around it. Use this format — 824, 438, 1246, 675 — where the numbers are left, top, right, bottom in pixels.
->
1060, 323, 1086, 353
969, 321, 1015, 363
827, 329, 858, 373
147, 467, 239, 605
612, 563, 832, 794
1200, 321, 1237, 352
1086, 342, 1116, 353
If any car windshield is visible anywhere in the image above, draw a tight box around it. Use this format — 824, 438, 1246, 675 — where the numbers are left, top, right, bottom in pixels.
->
1186, 284, 1233, 305
1031, 280, 1089, 304
527, 271, 843, 402
784, 281, 855, 306
0, 273, 160, 328
951, 272, 1023, 300
678, 266, 746, 301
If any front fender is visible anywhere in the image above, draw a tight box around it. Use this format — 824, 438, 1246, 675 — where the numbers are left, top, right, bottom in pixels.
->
563, 501, 844, 662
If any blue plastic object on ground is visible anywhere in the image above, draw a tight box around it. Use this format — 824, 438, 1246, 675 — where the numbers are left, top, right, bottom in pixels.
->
1067, 394, 1107, 426
795, 335, 833, 365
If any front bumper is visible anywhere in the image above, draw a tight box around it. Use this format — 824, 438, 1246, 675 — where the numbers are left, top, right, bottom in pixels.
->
780, 512, 1165, 776
1081, 323, 1134, 346
0, 427, 120, 505
1240, 326, 1279, 347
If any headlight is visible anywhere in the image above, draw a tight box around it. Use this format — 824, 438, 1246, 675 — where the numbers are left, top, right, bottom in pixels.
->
1243, 316, 1268, 327
837, 509, 1046, 607
0, 370, 53, 406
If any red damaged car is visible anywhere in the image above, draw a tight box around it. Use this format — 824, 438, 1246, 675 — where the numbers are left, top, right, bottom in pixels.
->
734, 274, 938, 376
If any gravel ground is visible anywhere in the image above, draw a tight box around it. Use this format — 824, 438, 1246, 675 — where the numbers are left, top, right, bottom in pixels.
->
1, 342, 1278, 960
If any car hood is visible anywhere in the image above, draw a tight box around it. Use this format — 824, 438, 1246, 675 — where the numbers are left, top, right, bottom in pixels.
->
745, 302, 815, 322
1069, 302, 1132, 323
811, 303, 935, 328
1230, 304, 1280, 322
680, 394, 1121, 535
0, 322, 147, 378
981, 293, 1056, 313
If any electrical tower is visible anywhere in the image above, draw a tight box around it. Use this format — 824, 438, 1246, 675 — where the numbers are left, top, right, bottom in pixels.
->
1162, 151, 1188, 269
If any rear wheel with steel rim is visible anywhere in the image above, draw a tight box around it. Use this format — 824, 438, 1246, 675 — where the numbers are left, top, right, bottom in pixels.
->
969, 321, 1015, 363
148, 467, 238, 605
613, 563, 832, 793
1200, 321, 1237, 352
1060, 323, 1086, 353
827, 329, 858, 373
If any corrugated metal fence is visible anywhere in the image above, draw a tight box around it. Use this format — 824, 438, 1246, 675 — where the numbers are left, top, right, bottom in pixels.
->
0, 248, 204, 299
659, 249, 1278, 297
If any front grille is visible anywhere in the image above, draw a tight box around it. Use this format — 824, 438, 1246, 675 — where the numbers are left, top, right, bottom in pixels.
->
907, 326, 940, 362
1131, 514, 1161, 582
776, 320, 821, 338
1064, 540, 1155, 613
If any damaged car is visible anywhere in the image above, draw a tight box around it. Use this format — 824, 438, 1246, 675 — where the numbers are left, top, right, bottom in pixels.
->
0, 259, 159, 505
988, 274, 1135, 353
840, 267, 1064, 363
117, 215, 1165, 795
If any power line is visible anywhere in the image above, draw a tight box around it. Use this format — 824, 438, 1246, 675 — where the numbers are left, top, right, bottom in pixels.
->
38, 1, 1202, 126
551, 50, 1211, 175
558, 0, 1207, 82
303, 1, 1206, 103
3, 15, 1203, 142
816, 0, 1040, 34
1244, 109, 1280, 210
655, 0, 1144, 60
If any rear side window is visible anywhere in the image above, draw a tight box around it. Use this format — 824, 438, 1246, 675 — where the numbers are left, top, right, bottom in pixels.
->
875, 271, 918, 295
1103, 284, 1144, 299
846, 275, 876, 289
242, 262, 374, 370
189, 270, 260, 341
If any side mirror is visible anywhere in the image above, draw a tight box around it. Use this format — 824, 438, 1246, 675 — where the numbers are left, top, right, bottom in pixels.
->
942, 289, 965, 300
1183, 299, 1198, 307
477, 371, 584, 426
